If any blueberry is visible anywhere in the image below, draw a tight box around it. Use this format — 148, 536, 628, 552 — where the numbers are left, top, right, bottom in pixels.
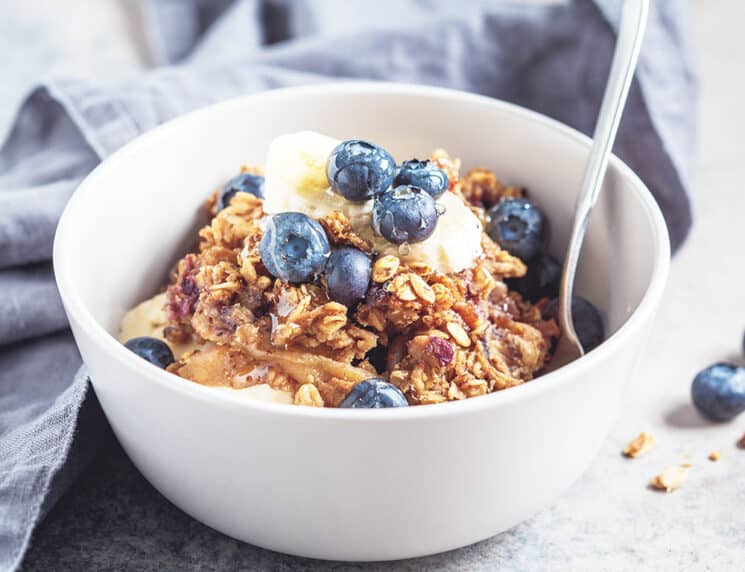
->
691, 363, 745, 421
372, 185, 439, 244
218, 173, 265, 210
327, 140, 396, 201
339, 378, 409, 408
260, 212, 330, 283
325, 247, 372, 307
507, 254, 562, 302
393, 159, 449, 198
365, 345, 388, 374
124, 336, 174, 368
486, 198, 549, 261
545, 296, 604, 352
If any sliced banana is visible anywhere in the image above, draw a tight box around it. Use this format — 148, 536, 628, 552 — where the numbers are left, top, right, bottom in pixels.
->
261, 131, 483, 273
263, 131, 346, 217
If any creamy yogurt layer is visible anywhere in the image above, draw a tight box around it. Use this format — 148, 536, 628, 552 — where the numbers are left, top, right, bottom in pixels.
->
119, 293, 293, 403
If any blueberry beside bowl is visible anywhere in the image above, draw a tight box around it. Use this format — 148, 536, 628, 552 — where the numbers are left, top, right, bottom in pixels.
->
691, 363, 745, 421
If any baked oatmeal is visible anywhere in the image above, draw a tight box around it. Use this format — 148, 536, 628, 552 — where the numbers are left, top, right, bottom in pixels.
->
120, 131, 573, 408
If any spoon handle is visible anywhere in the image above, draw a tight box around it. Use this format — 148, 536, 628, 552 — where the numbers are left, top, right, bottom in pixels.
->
558, 0, 649, 353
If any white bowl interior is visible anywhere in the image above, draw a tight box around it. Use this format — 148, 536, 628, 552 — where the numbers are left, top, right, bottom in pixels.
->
57, 85, 663, 352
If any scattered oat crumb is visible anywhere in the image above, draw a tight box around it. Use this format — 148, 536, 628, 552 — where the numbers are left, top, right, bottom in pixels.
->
623, 432, 655, 458
738, 433, 745, 449
650, 464, 692, 493
708, 451, 721, 462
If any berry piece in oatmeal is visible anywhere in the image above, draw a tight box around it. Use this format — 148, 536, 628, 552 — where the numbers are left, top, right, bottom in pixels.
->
339, 378, 409, 408
327, 140, 395, 201
260, 212, 331, 283
124, 336, 175, 368
691, 363, 745, 421
486, 198, 549, 262
545, 296, 604, 352
426, 336, 455, 367
218, 173, 265, 210
166, 254, 200, 321
393, 159, 449, 198
371, 185, 439, 244
325, 247, 372, 308
507, 253, 561, 302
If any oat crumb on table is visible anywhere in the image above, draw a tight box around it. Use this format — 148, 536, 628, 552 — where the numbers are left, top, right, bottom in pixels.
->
738, 433, 745, 449
650, 464, 692, 493
623, 432, 655, 458
708, 451, 721, 462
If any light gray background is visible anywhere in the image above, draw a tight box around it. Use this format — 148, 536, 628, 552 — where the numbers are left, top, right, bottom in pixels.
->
3, 1, 744, 570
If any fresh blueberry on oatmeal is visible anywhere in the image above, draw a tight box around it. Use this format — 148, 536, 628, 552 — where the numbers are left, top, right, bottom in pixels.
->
260, 212, 330, 283
486, 198, 549, 262
339, 378, 409, 408
393, 159, 449, 198
119, 131, 569, 408
545, 296, 605, 352
325, 247, 372, 308
691, 363, 745, 421
124, 336, 174, 368
327, 140, 395, 201
507, 253, 562, 302
218, 172, 265, 210
371, 185, 439, 244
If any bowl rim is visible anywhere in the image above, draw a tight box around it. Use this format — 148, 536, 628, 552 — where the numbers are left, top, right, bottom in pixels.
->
53, 81, 671, 421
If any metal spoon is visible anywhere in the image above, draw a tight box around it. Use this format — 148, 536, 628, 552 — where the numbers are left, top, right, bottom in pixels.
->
551, 0, 649, 369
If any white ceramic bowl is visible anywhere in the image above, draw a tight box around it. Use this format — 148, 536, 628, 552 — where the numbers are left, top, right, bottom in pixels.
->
54, 83, 669, 561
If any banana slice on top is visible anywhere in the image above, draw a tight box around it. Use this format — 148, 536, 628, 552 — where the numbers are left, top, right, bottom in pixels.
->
262, 131, 347, 217
261, 131, 483, 273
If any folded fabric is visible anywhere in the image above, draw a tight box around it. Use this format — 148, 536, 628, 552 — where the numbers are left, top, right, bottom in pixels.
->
0, 264, 67, 345
0, 1, 698, 569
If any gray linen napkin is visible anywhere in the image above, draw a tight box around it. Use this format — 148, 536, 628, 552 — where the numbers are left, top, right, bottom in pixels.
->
0, 1, 697, 569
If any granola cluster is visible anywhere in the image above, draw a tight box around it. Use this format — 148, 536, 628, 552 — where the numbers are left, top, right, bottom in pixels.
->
355, 240, 553, 404
163, 156, 559, 407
